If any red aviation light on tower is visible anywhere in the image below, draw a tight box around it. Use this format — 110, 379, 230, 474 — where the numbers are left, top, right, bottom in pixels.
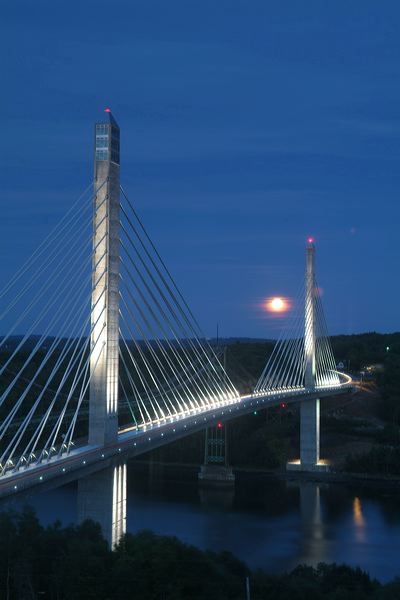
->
104, 107, 111, 113
307, 236, 315, 245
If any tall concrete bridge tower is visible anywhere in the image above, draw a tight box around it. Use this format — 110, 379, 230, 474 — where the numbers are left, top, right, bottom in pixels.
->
89, 109, 121, 446
300, 239, 320, 468
80, 110, 126, 548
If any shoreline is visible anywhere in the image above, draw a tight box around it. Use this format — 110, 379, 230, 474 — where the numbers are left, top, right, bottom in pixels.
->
132, 458, 400, 488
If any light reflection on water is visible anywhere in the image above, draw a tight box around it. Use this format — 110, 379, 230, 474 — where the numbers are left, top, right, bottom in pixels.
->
353, 496, 366, 542
4, 464, 400, 583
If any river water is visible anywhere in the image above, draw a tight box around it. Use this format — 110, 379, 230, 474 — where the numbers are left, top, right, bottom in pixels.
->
6, 462, 400, 583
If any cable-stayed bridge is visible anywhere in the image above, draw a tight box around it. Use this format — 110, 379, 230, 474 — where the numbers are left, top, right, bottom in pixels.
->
0, 111, 353, 544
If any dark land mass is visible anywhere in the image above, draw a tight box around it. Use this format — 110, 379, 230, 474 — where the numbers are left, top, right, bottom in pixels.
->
1, 507, 400, 600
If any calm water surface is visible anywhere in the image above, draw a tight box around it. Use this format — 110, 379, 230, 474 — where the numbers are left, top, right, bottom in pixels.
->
6, 463, 400, 583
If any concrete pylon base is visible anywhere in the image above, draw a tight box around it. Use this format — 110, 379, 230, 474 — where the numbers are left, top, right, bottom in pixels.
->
198, 464, 235, 486
286, 459, 330, 473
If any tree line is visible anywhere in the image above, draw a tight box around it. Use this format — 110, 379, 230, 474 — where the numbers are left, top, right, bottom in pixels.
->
1, 507, 400, 599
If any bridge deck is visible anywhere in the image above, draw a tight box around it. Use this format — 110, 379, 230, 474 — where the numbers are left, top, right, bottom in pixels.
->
0, 384, 353, 500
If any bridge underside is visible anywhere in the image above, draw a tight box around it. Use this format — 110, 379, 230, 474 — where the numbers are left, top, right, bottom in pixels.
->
0, 384, 352, 501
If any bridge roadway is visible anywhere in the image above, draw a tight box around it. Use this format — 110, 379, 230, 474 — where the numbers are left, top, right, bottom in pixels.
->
0, 380, 353, 501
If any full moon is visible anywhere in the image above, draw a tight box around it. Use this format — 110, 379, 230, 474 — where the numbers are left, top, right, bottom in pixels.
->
265, 297, 289, 313
271, 297, 284, 311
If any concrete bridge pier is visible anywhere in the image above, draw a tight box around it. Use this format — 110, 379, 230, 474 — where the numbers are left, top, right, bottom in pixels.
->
300, 398, 320, 467
198, 422, 235, 486
199, 347, 235, 486
77, 461, 127, 548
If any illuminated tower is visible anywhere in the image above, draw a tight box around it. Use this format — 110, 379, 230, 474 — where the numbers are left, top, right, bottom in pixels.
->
89, 109, 120, 446
300, 239, 320, 467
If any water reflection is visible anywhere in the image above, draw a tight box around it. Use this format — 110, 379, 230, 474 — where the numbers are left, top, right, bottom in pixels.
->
353, 496, 366, 542
5, 465, 400, 582
287, 482, 331, 568
77, 461, 126, 547
199, 487, 234, 509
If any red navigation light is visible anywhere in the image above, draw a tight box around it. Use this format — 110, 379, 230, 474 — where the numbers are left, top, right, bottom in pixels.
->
280, 402, 287, 409
217, 421, 223, 429
104, 107, 111, 113
307, 237, 314, 244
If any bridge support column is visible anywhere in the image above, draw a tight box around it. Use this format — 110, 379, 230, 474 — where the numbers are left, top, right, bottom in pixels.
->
199, 347, 235, 485
89, 111, 120, 447
198, 422, 235, 485
300, 398, 320, 466
288, 240, 329, 472
77, 461, 127, 548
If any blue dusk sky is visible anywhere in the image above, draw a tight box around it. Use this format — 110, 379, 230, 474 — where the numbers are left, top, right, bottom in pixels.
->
1, 1, 400, 338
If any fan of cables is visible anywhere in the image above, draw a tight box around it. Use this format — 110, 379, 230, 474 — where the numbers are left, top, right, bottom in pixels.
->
254, 281, 340, 395
0, 181, 239, 476
118, 187, 239, 431
0, 183, 106, 475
